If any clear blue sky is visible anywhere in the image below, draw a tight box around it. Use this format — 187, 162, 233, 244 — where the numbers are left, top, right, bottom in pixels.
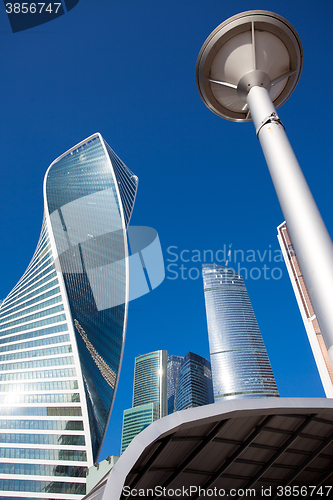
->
0, 0, 332, 458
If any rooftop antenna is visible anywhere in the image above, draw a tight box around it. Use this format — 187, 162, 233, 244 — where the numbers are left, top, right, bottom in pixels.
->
225, 243, 232, 267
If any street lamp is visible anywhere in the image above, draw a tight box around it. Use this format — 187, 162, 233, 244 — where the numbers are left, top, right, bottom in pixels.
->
196, 10, 333, 367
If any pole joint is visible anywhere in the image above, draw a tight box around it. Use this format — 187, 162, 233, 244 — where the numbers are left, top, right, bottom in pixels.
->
256, 112, 285, 139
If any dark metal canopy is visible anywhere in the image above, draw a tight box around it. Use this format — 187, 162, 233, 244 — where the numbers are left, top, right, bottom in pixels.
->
86, 398, 333, 500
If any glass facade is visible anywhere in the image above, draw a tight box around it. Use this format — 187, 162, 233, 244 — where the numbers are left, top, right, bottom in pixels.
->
120, 402, 159, 455
0, 133, 138, 499
203, 264, 279, 402
167, 354, 184, 414
174, 352, 214, 411
132, 351, 167, 418
121, 351, 167, 454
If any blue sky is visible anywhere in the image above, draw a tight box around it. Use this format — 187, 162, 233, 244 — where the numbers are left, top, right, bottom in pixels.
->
0, 0, 332, 458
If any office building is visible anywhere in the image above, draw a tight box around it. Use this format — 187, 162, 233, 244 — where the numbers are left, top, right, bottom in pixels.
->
132, 350, 167, 417
121, 403, 160, 455
277, 222, 333, 397
167, 354, 183, 414
174, 352, 213, 411
203, 264, 279, 402
0, 133, 138, 499
121, 350, 167, 454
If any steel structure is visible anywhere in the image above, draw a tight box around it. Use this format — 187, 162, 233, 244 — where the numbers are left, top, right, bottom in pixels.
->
83, 398, 333, 500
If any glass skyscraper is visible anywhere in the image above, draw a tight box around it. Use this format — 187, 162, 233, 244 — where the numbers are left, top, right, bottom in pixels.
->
167, 355, 183, 415
132, 351, 167, 418
0, 133, 138, 499
174, 352, 213, 412
121, 403, 160, 455
121, 350, 167, 454
203, 264, 279, 402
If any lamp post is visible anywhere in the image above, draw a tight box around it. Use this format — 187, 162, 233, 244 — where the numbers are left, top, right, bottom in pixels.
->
196, 10, 333, 367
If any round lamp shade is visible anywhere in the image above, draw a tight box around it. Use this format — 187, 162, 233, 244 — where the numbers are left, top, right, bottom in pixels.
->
196, 11, 303, 121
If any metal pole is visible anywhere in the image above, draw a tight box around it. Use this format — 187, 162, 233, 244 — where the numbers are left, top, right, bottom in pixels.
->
247, 85, 333, 367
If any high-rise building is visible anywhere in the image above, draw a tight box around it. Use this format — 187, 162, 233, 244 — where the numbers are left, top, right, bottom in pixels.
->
121, 403, 160, 455
174, 352, 214, 411
0, 133, 138, 499
277, 222, 333, 397
132, 351, 167, 417
167, 354, 184, 414
121, 350, 167, 454
203, 264, 279, 402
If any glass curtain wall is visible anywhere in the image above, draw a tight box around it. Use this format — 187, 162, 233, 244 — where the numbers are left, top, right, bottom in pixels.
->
0, 133, 138, 499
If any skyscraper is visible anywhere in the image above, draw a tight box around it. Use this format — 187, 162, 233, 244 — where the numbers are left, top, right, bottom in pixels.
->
132, 351, 167, 417
121, 403, 160, 455
121, 350, 167, 454
167, 354, 183, 414
277, 222, 333, 397
174, 352, 214, 411
203, 264, 279, 402
0, 133, 138, 499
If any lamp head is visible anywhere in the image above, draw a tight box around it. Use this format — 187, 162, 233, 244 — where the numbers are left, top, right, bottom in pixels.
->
196, 11, 303, 122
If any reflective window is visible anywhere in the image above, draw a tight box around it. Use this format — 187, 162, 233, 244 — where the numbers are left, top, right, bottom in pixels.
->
0, 378, 78, 392
0, 281, 59, 318
0, 393, 80, 404
0, 304, 64, 332
0, 478, 86, 494
0, 447, 87, 461
0, 291, 61, 324
0, 341, 71, 362
10, 259, 54, 295
3, 272, 58, 310
0, 433, 85, 446
0, 462, 86, 477
0, 323, 68, 349
0, 406, 82, 417
0, 420, 83, 431
0, 366, 76, 381
0, 333, 70, 354
0, 354, 74, 372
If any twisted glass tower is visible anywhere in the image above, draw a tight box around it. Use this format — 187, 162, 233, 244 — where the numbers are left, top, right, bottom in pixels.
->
0, 133, 138, 499
203, 264, 279, 402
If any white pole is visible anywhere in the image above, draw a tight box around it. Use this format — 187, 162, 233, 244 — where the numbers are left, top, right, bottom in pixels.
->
247, 85, 333, 367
